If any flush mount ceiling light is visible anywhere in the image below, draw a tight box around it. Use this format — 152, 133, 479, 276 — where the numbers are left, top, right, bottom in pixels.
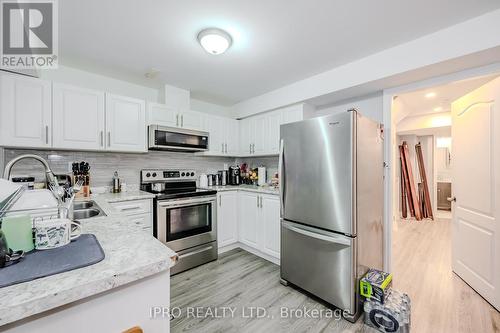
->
197, 28, 232, 55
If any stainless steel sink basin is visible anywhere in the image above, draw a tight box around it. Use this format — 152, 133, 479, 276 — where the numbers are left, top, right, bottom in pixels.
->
73, 208, 101, 220
73, 201, 94, 210
72, 200, 106, 220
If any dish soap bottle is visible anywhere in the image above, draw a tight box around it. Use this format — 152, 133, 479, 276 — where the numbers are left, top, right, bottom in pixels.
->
112, 171, 121, 193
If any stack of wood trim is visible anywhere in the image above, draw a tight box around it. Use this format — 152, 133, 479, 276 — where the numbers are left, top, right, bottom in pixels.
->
399, 141, 434, 221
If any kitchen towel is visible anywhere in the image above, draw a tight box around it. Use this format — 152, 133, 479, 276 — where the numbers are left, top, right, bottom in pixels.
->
0, 234, 105, 288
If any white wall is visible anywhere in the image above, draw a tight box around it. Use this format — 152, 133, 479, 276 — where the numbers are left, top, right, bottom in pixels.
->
397, 111, 451, 133
39, 65, 161, 102
314, 94, 383, 122
190, 99, 234, 118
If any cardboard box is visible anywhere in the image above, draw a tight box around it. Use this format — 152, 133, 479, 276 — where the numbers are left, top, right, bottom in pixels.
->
360, 268, 393, 304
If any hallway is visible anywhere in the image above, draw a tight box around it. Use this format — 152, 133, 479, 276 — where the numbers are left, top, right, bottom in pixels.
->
392, 218, 500, 332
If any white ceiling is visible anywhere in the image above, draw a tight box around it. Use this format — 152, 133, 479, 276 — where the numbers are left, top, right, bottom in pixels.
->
397, 75, 498, 116
59, 0, 500, 106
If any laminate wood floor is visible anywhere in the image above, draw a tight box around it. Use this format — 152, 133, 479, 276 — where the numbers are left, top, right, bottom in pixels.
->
171, 249, 376, 333
392, 217, 500, 333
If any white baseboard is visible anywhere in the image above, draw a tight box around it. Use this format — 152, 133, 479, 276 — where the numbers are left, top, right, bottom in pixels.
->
218, 242, 280, 266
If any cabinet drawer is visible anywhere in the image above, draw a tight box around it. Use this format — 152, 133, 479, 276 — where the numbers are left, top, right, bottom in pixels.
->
128, 212, 153, 231
110, 199, 151, 215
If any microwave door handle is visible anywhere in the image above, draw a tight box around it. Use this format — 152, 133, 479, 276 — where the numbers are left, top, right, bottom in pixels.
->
279, 139, 285, 215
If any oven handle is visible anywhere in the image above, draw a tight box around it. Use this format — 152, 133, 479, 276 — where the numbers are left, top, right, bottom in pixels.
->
178, 245, 214, 259
157, 196, 216, 208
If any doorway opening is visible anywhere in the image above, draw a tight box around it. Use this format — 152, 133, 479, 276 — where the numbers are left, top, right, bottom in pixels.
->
389, 74, 500, 332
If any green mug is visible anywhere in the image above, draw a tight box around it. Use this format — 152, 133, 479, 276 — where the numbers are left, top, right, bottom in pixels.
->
0, 215, 34, 252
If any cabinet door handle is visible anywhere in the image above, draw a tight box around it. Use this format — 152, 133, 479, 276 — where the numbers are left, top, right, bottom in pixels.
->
252, 144, 255, 154
219, 195, 222, 206
221, 143, 224, 153
100, 131, 104, 147
256, 196, 259, 207
181, 115, 184, 127
45, 125, 49, 144
225, 143, 228, 153
108, 132, 111, 147
176, 114, 179, 127
260, 196, 263, 208
249, 144, 252, 154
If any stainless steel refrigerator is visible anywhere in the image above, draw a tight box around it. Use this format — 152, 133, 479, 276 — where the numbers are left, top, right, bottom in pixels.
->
279, 110, 384, 321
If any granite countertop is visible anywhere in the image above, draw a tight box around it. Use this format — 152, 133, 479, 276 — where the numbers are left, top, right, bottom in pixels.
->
202, 185, 280, 195
0, 191, 177, 327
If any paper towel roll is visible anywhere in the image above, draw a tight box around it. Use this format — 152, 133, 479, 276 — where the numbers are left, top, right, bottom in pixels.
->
258, 167, 266, 186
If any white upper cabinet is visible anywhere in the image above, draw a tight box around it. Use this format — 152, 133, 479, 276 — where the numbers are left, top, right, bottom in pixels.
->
252, 115, 267, 155
239, 118, 252, 155
180, 110, 205, 131
205, 115, 238, 155
207, 115, 225, 154
147, 102, 177, 127
265, 111, 282, 154
225, 118, 239, 155
105, 94, 146, 152
52, 83, 105, 150
0, 73, 52, 148
147, 102, 206, 131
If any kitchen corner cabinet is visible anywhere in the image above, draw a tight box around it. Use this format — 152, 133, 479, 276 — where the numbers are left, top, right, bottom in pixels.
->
105, 94, 146, 152
52, 83, 105, 150
206, 115, 239, 155
0, 72, 52, 148
237, 192, 280, 259
217, 191, 238, 248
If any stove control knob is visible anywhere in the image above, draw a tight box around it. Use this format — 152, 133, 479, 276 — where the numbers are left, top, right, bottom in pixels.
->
146, 172, 151, 178
181, 172, 185, 177
152, 172, 157, 177
190, 172, 195, 177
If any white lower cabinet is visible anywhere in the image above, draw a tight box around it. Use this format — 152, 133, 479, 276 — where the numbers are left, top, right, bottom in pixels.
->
217, 191, 238, 248
227, 191, 280, 260
109, 198, 153, 232
260, 195, 280, 258
238, 192, 259, 248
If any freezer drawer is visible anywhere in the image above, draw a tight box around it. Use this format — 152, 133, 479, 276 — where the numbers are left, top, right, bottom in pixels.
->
280, 220, 356, 314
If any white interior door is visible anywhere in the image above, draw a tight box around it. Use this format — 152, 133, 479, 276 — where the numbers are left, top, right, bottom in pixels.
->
451, 76, 500, 310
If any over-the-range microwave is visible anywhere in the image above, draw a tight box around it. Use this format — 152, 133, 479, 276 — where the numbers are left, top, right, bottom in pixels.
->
148, 125, 209, 152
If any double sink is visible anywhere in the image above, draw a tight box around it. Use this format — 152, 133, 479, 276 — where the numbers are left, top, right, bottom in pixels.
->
72, 201, 106, 220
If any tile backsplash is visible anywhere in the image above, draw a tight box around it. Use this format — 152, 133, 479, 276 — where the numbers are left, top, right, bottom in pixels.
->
3, 149, 279, 187
3, 149, 234, 187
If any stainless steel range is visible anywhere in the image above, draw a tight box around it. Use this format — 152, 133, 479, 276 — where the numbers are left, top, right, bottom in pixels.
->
140, 169, 218, 275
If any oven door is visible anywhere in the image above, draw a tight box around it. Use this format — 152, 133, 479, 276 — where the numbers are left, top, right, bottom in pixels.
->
157, 195, 217, 251
149, 125, 209, 152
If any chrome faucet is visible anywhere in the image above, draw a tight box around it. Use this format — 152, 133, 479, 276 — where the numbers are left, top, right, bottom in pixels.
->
3, 154, 57, 187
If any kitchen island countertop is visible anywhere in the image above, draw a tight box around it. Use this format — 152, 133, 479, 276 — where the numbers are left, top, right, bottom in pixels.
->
0, 191, 176, 327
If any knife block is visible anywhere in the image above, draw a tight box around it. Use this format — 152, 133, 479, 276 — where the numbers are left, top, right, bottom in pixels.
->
73, 174, 90, 198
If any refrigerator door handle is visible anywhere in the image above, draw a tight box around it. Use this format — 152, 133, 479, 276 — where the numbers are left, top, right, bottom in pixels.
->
282, 221, 351, 246
279, 139, 285, 214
